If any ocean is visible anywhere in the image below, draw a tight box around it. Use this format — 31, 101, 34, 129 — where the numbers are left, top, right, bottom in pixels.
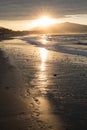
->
21, 34, 87, 57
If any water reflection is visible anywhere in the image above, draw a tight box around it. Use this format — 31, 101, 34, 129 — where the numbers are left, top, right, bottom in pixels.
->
36, 46, 64, 129
40, 48, 47, 63
40, 62, 46, 71
40, 34, 48, 45
38, 36, 48, 92
39, 48, 48, 88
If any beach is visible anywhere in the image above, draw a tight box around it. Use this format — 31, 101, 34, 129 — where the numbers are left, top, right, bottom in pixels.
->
0, 35, 87, 130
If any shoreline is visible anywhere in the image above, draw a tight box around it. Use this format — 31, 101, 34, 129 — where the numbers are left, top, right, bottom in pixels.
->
0, 37, 87, 130
0, 45, 64, 130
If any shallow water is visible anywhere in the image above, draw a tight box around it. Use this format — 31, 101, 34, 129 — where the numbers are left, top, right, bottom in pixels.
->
21, 34, 87, 56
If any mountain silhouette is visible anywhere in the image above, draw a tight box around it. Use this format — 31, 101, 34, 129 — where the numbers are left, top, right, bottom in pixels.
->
0, 22, 87, 34
31, 22, 87, 34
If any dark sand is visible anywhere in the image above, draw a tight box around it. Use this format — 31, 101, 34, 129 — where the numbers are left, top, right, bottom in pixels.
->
0, 38, 87, 130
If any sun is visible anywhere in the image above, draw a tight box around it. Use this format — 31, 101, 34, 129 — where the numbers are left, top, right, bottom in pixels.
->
37, 16, 57, 27
29, 16, 58, 29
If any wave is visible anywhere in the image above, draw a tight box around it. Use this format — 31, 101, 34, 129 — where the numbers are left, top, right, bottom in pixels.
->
21, 34, 87, 57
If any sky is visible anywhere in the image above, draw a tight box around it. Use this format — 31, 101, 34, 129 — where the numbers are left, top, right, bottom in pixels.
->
0, 0, 87, 30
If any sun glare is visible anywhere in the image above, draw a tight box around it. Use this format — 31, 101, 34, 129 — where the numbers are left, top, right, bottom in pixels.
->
37, 16, 57, 27
30, 16, 58, 29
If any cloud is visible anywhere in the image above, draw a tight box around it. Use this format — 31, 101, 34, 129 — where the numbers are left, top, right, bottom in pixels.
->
0, 0, 87, 20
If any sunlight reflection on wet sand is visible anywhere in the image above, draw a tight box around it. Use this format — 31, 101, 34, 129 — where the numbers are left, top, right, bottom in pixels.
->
37, 39, 64, 129
39, 48, 48, 93
1, 35, 87, 130
2, 37, 64, 129
40, 48, 47, 63
40, 62, 46, 71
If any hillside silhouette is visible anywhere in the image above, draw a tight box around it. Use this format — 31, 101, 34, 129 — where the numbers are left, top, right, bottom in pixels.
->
31, 22, 87, 34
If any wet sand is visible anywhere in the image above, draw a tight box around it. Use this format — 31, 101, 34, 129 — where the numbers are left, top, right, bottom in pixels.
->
0, 38, 87, 130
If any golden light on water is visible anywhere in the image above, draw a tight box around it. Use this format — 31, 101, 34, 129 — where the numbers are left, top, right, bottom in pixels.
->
39, 34, 48, 70
39, 47, 48, 93
40, 48, 47, 63
40, 62, 46, 71
40, 34, 48, 44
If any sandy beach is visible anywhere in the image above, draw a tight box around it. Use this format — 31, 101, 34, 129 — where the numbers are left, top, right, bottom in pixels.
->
0, 35, 87, 130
